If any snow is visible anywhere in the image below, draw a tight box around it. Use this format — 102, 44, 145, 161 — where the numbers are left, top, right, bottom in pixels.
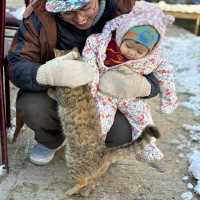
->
181, 192, 193, 200
7, 118, 17, 144
162, 30, 200, 198
194, 181, 200, 195
157, 1, 200, 14
182, 176, 189, 182
9, 6, 25, 20
0, 165, 6, 177
162, 34, 200, 116
183, 124, 200, 142
188, 151, 200, 194
187, 183, 194, 190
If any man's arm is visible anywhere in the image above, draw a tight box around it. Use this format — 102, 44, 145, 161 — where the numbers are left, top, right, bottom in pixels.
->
8, 13, 48, 91
143, 73, 160, 98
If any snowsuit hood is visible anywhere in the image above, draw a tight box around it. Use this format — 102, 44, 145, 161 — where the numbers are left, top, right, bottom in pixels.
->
116, 1, 174, 51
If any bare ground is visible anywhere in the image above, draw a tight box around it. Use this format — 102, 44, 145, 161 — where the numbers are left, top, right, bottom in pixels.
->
1, 84, 198, 200
1, 1, 199, 199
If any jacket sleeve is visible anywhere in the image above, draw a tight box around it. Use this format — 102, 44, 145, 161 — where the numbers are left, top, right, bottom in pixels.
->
7, 12, 48, 91
143, 73, 160, 98
154, 59, 178, 114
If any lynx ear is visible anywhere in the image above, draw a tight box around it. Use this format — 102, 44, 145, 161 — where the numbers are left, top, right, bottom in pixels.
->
53, 49, 67, 57
53, 48, 80, 59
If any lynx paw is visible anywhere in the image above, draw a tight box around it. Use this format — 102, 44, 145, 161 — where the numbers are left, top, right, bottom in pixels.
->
79, 185, 95, 197
135, 143, 164, 162
65, 187, 79, 196
65, 183, 95, 197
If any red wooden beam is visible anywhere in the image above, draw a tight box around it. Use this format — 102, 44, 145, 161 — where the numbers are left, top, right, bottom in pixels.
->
0, 0, 9, 174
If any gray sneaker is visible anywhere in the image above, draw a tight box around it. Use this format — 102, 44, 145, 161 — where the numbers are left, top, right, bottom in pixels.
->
30, 143, 63, 165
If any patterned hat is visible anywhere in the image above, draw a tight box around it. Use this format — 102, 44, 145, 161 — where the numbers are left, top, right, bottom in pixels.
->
116, 1, 175, 48
122, 25, 160, 50
45, 0, 91, 13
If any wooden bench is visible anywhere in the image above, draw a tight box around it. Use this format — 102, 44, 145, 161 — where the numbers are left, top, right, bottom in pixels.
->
156, 1, 200, 35
164, 10, 200, 35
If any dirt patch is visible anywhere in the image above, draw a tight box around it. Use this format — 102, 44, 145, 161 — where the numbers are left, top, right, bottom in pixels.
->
0, 85, 198, 200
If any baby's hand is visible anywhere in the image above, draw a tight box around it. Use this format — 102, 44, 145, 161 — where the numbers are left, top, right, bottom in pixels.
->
99, 69, 151, 99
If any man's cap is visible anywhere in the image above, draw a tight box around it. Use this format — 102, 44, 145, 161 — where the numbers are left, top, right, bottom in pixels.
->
45, 0, 91, 13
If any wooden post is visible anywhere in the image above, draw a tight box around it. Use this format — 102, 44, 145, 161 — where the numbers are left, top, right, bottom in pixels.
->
195, 17, 200, 35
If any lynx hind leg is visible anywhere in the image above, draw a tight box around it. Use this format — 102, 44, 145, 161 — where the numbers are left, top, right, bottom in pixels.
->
79, 183, 97, 197
143, 125, 160, 139
134, 125, 164, 162
66, 180, 97, 197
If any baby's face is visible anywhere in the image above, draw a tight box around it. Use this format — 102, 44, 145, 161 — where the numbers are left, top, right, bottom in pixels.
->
120, 40, 149, 60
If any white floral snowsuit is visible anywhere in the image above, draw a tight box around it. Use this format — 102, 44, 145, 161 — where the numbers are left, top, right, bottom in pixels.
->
82, 1, 177, 140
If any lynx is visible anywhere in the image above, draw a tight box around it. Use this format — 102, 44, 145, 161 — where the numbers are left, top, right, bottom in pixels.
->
50, 49, 161, 196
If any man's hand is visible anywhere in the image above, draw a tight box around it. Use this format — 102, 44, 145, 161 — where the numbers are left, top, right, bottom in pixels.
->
36, 53, 96, 88
99, 67, 151, 98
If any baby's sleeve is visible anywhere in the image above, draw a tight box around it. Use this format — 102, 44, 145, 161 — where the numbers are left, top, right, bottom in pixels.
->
82, 34, 101, 97
154, 59, 178, 114
82, 34, 99, 66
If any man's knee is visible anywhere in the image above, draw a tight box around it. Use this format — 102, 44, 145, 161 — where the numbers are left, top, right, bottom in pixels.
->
16, 91, 60, 130
105, 110, 132, 147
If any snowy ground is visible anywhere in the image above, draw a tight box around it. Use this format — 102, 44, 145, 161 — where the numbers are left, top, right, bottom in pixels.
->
161, 27, 200, 200
162, 28, 200, 200
1, 2, 200, 199
162, 33, 200, 116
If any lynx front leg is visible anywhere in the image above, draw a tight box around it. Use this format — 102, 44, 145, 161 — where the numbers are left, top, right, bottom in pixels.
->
66, 174, 100, 196
66, 153, 113, 196
65, 177, 88, 196
79, 180, 97, 197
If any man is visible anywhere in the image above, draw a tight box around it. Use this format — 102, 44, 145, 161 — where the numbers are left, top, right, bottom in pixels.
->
8, 0, 159, 165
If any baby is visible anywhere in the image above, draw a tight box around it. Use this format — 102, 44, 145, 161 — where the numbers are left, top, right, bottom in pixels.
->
82, 1, 177, 162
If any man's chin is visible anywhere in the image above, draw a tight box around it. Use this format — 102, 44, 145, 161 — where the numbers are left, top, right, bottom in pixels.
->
74, 21, 93, 30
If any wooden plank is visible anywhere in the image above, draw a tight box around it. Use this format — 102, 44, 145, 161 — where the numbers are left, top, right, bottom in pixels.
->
163, 11, 200, 35
164, 11, 200, 20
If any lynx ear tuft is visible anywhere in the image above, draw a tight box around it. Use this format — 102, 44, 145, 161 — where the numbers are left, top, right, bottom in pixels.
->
53, 49, 66, 57
53, 48, 80, 59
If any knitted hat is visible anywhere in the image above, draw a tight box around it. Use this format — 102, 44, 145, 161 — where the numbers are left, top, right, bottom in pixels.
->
122, 25, 160, 50
116, 1, 175, 47
45, 0, 90, 13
